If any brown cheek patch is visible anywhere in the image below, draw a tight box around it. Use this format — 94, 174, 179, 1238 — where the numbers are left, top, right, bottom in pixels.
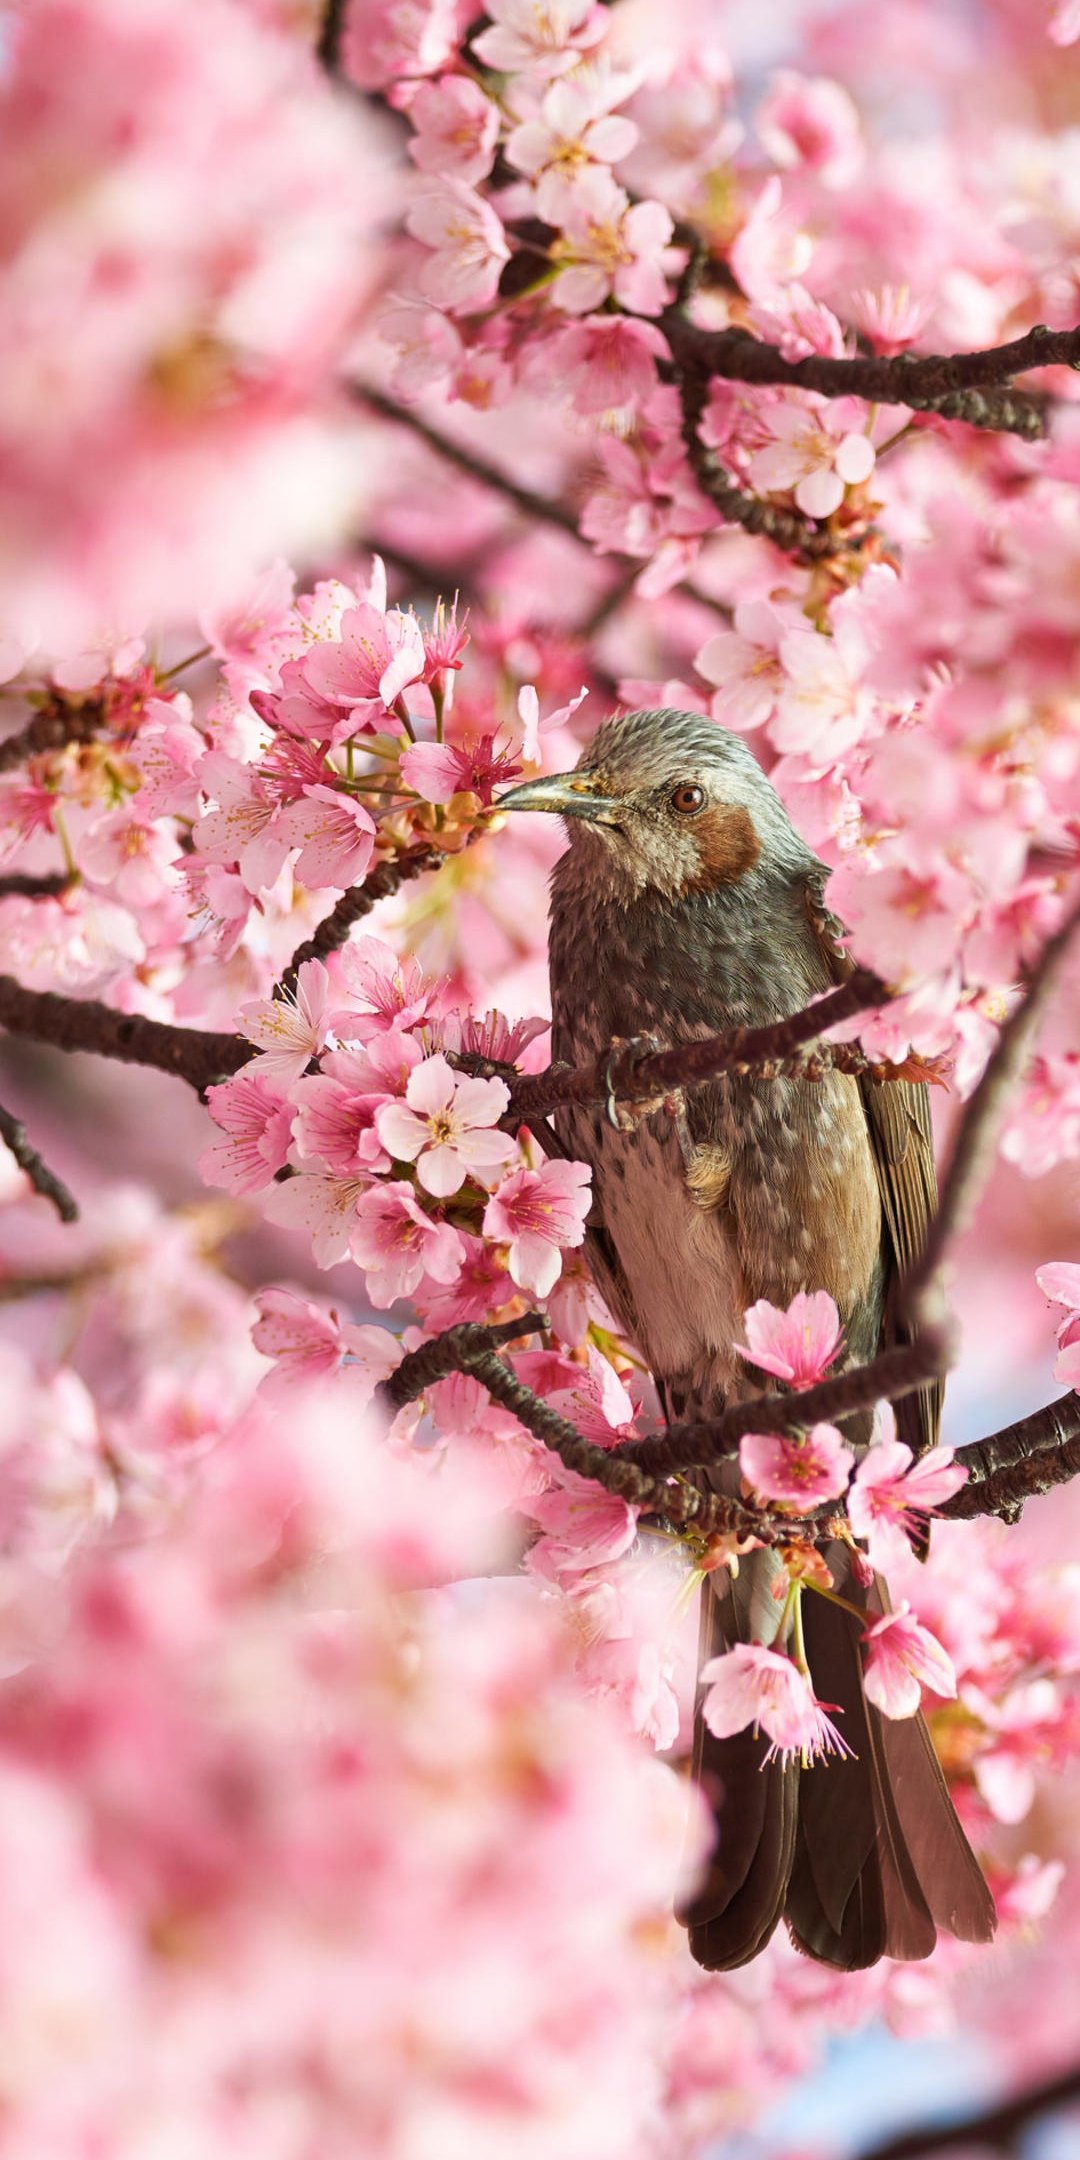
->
681, 805, 761, 893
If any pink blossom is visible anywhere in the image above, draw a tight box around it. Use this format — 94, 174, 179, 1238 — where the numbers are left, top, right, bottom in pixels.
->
192, 752, 291, 895
408, 75, 500, 185
755, 69, 864, 187
301, 603, 426, 718
251, 1287, 399, 1399
542, 315, 666, 415
76, 808, 180, 909
271, 785, 376, 889
506, 72, 639, 222
848, 1439, 968, 1569
514, 682, 589, 761
376, 1054, 515, 1195
349, 1180, 465, 1302
262, 1167, 371, 1268
527, 1474, 639, 1578
729, 176, 813, 304
335, 937, 437, 1038
290, 1073, 392, 1176
342, 0, 464, 89
694, 598, 799, 733
407, 182, 511, 312
1036, 1261, 1080, 1384
848, 285, 933, 356
736, 1290, 843, 1387
482, 1159, 592, 1296
749, 397, 876, 520
773, 594, 878, 764
700, 1643, 852, 1765
861, 1603, 958, 1720
199, 1070, 293, 1195
472, 0, 606, 79
438, 1006, 549, 1065
401, 734, 523, 805
550, 172, 673, 317
739, 1423, 854, 1508
238, 960, 330, 1083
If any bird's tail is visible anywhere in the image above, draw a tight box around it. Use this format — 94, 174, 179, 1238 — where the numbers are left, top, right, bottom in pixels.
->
681, 1553, 997, 1972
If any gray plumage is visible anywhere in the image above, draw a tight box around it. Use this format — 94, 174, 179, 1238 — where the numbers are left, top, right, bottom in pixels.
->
500, 708, 995, 1971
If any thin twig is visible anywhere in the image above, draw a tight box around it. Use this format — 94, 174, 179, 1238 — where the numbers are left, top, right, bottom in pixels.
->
316, 0, 347, 72
276, 845, 440, 1000
0, 1102, 78, 1222
351, 384, 581, 536
851, 2062, 1080, 2160
904, 892, 1080, 1328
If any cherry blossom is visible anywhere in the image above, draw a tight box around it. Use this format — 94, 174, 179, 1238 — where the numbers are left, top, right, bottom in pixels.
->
755, 69, 864, 187
749, 398, 876, 520
375, 1055, 515, 1196
739, 1422, 854, 1509
407, 181, 511, 311
472, 0, 607, 79
408, 75, 501, 185
482, 1158, 592, 1295
549, 172, 674, 316
270, 785, 376, 890
700, 1642, 853, 1765
861, 1603, 958, 1720
736, 1290, 844, 1387
238, 962, 331, 1084
348, 1181, 466, 1302
848, 1440, 969, 1570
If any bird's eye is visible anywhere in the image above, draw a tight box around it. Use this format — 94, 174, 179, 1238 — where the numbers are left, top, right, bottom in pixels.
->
670, 783, 705, 815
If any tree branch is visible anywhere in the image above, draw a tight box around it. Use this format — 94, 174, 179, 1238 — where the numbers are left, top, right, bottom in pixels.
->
663, 313, 1080, 407
0, 1102, 78, 1222
904, 892, 1080, 1330
505, 970, 888, 1121
351, 383, 582, 537
852, 2063, 1080, 2160
670, 338, 838, 561
0, 873, 72, 899
316, 0, 347, 73
943, 1394, 1080, 1525
277, 844, 441, 999
0, 699, 105, 773
0, 977, 247, 1093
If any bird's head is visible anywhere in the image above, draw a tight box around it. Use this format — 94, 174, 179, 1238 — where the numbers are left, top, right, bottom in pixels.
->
497, 708, 812, 903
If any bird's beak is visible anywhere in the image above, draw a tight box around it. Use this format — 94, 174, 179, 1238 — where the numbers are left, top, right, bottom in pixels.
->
495, 772, 623, 825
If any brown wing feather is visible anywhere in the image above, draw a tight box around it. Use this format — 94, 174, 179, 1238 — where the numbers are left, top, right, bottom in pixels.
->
802, 874, 941, 1457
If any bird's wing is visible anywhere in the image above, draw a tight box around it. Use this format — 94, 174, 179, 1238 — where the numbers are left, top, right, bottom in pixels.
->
803, 871, 942, 1455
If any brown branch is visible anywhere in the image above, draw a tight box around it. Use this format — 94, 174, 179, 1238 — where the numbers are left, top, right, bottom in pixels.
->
316, 0, 347, 72
943, 1394, 1080, 1525
663, 312, 1080, 407
618, 1334, 952, 1478
0, 977, 248, 1093
0, 1103, 78, 1222
0, 873, 72, 899
924, 385, 1047, 440
671, 343, 837, 562
852, 2063, 1080, 2160
377, 1317, 815, 1542
0, 700, 105, 773
505, 970, 887, 1121
276, 844, 440, 1000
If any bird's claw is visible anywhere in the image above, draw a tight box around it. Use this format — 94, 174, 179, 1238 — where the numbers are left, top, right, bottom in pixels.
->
604, 1033, 670, 1130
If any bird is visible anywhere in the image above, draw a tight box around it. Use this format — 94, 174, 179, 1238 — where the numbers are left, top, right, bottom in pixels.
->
498, 707, 996, 1972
